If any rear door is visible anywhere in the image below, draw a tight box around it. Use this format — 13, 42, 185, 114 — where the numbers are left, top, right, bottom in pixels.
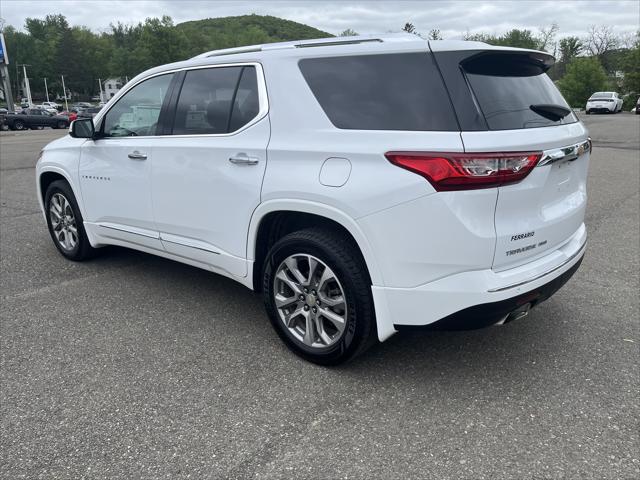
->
453, 50, 589, 270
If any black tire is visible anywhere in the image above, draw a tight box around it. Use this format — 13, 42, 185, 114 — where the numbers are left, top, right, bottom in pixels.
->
57, 121, 67, 129
263, 227, 376, 365
585, 110, 590, 115
13, 120, 25, 130
44, 179, 96, 261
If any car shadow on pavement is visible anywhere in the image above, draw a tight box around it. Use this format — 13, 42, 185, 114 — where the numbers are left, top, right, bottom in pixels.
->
92, 245, 575, 382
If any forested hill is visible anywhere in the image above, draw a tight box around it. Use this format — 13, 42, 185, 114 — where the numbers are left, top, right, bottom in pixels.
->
176, 14, 331, 50
2, 14, 331, 100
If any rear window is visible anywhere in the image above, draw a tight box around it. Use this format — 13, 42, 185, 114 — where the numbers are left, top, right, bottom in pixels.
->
299, 53, 458, 131
590, 92, 613, 99
463, 53, 577, 130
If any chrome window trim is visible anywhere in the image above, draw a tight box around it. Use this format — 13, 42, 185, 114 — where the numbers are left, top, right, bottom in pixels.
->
93, 62, 269, 139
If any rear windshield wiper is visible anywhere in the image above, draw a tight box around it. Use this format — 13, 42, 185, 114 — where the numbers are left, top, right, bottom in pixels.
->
530, 104, 572, 121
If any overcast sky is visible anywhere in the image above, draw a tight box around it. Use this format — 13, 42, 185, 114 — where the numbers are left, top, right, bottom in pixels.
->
1, 0, 638, 40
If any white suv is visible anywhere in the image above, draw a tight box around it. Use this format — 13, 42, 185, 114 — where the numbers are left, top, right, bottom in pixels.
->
36, 35, 589, 364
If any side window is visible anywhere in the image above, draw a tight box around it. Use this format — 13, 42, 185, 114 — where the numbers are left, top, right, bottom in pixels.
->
299, 53, 459, 131
172, 66, 260, 135
229, 67, 260, 132
102, 73, 174, 137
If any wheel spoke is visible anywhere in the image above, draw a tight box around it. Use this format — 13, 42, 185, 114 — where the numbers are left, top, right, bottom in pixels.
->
318, 293, 344, 308
307, 256, 319, 285
275, 292, 298, 309
318, 307, 345, 331
284, 257, 306, 285
52, 195, 63, 214
302, 310, 315, 346
49, 206, 62, 222
317, 266, 336, 291
275, 270, 302, 295
314, 316, 333, 345
62, 230, 71, 249
68, 230, 77, 247
284, 305, 305, 328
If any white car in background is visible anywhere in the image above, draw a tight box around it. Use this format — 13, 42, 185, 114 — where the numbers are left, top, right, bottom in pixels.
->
585, 91, 623, 114
41, 101, 60, 112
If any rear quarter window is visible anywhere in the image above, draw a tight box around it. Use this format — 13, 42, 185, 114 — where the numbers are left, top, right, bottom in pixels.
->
299, 53, 459, 131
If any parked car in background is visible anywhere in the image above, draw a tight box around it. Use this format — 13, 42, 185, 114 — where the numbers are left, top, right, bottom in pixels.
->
37, 104, 58, 115
42, 101, 60, 111
77, 106, 102, 119
586, 91, 624, 114
61, 110, 78, 122
36, 35, 589, 364
4, 108, 70, 130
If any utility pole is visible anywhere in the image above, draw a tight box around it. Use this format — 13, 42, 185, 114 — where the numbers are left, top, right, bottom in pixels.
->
61, 75, 69, 111
97, 78, 103, 103
44, 77, 50, 103
19, 64, 32, 107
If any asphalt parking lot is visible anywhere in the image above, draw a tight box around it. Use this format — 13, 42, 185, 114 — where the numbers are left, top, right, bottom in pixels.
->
1, 113, 638, 479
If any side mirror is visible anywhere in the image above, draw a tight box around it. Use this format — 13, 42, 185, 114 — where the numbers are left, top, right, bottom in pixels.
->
70, 118, 95, 139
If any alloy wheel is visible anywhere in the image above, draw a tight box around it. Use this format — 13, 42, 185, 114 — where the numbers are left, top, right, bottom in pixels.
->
273, 254, 347, 348
49, 193, 78, 251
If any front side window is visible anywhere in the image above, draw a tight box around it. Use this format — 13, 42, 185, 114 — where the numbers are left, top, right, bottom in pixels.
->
172, 66, 260, 135
102, 73, 174, 137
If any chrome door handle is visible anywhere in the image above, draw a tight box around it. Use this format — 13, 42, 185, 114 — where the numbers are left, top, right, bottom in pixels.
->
229, 153, 259, 165
128, 151, 147, 160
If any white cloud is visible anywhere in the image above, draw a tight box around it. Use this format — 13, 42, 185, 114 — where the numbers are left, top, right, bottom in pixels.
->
1, 0, 638, 40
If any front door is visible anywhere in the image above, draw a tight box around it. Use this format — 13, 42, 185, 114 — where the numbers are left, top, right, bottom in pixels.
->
79, 73, 175, 250
151, 65, 269, 277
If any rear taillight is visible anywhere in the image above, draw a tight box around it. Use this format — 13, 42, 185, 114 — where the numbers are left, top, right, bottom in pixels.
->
385, 151, 542, 191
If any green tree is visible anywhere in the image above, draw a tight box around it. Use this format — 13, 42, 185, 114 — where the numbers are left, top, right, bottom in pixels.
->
558, 57, 610, 107
402, 23, 417, 35
428, 29, 442, 40
339, 29, 358, 37
493, 29, 539, 49
549, 36, 584, 79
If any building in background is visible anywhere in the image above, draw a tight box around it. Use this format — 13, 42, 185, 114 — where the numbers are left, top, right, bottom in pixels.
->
102, 78, 123, 100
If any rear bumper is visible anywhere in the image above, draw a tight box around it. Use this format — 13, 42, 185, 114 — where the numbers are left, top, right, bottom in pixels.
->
396, 255, 582, 330
587, 106, 615, 112
371, 224, 586, 340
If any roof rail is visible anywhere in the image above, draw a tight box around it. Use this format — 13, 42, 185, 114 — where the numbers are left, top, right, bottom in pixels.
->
191, 33, 418, 59
192, 45, 263, 59
294, 38, 383, 48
